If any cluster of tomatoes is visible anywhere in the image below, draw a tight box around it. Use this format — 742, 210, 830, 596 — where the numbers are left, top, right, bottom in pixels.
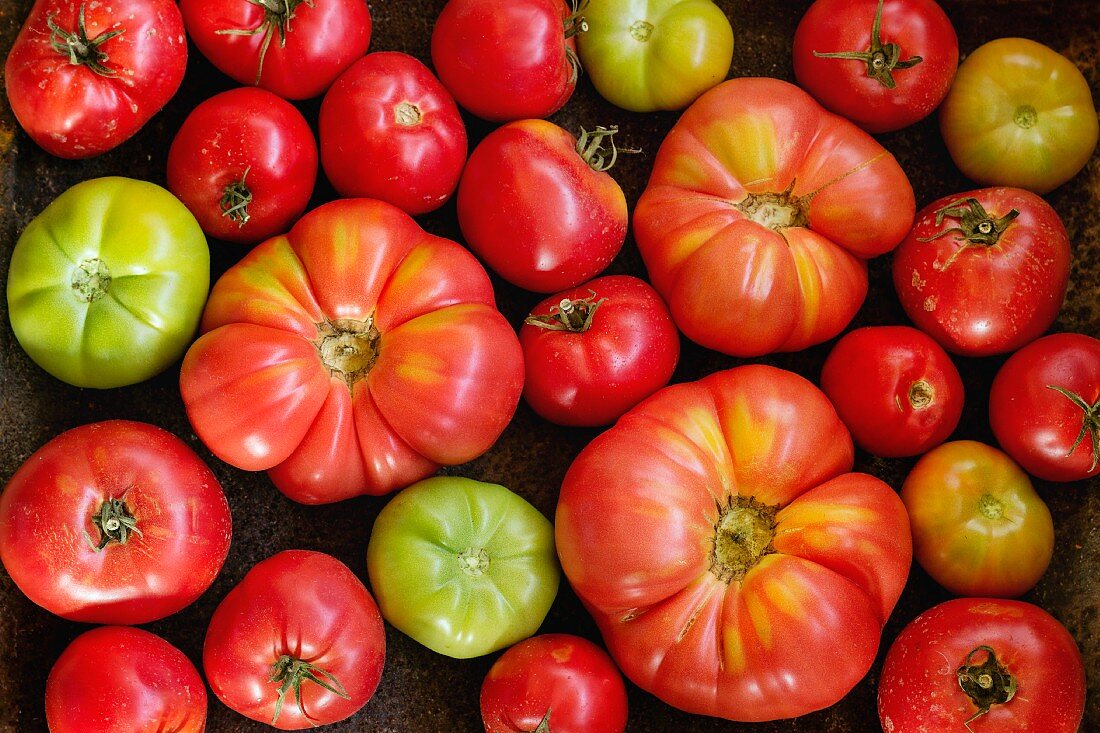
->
0, 0, 1097, 731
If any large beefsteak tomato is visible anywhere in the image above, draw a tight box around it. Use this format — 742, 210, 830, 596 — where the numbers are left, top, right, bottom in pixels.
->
556, 365, 912, 721
634, 77, 915, 356
179, 199, 523, 504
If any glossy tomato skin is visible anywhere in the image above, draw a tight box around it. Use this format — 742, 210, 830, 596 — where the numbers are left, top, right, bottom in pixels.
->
5, 0, 187, 158
204, 550, 385, 730
821, 326, 963, 457
458, 119, 628, 293
940, 38, 1098, 194
180, 0, 372, 100
480, 634, 628, 733
635, 77, 915, 356
556, 365, 912, 721
902, 441, 1053, 597
793, 0, 958, 133
180, 199, 523, 504
320, 52, 467, 214
520, 275, 679, 426
47, 626, 207, 733
990, 333, 1100, 483
577, 0, 734, 112
878, 598, 1086, 733
7, 177, 210, 389
168, 87, 317, 244
367, 477, 560, 659
0, 420, 231, 624
893, 187, 1070, 357
432, 0, 577, 121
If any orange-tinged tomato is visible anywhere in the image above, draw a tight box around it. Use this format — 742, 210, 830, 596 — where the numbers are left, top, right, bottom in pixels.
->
555, 365, 912, 721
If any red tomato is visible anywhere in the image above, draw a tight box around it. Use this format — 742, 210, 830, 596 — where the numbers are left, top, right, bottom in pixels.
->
320, 51, 467, 215
0, 420, 231, 624
821, 325, 963, 457
990, 332, 1100, 482
793, 0, 958, 133
480, 634, 628, 733
167, 87, 317, 244
431, 0, 581, 121
180, 0, 371, 100
47, 626, 207, 733
520, 275, 679, 426
458, 120, 628, 293
635, 77, 915, 356
5, 0, 187, 158
893, 187, 1070, 357
556, 365, 912, 721
179, 199, 524, 504
878, 598, 1086, 733
204, 550, 385, 729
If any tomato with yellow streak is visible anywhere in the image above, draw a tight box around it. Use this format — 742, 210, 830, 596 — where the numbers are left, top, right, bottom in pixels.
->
555, 364, 912, 721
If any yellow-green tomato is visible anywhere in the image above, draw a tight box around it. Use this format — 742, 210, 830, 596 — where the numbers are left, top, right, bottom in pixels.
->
366, 476, 560, 659
578, 0, 734, 112
7, 177, 209, 388
901, 440, 1054, 598
939, 38, 1098, 194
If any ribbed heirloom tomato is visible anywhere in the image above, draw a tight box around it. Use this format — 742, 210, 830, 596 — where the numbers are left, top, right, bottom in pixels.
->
556, 365, 912, 721
634, 77, 915, 356
179, 199, 523, 504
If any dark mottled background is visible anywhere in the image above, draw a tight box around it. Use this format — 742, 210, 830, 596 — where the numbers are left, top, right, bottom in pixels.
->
0, 0, 1097, 731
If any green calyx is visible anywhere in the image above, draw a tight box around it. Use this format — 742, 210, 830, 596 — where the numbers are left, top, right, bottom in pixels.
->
525, 290, 607, 333
1047, 385, 1100, 473
84, 495, 142, 551
48, 3, 125, 77
917, 198, 1020, 270
269, 655, 350, 725
575, 125, 638, 173
216, 0, 314, 85
221, 167, 253, 227
812, 0, 922, 89
957, 646, 1017, 731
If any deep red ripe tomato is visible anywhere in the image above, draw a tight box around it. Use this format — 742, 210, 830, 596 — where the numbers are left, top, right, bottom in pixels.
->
480, 634, 628, 733
47, 626, 207, 733
5, 0, 187, 158
180, 0, 372, 100
458, 120, 628, 293
431, 0, 582, 121
0, 420, 231, 624
821, 325, 963, 457
520, 275, 679, 426
320, 51, 467, 215
990, 332, 1100, 482
793, 0, 958, 133
204, 550, 385, 729
878, 598, 1086, 733
167, 87, 317, 244
893, 187, 1070, 356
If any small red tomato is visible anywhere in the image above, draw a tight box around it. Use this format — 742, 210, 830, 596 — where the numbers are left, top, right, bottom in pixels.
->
520, 275, 679, 426
893, 187, 1070, 356
167, 87, 317, 244
990, 332, 1100, 482
878, 598, 1086, 733
793, 0, 958, 133
458, 120, 628, 293
47, 626, 207, 733
204, 550, 385, 729
180, 0, 372, 100
320, 51, 467, 215
431, 0, 582, 121
820, 325, 963, 457
5, 0, 187, 158
480, 634, 628, 733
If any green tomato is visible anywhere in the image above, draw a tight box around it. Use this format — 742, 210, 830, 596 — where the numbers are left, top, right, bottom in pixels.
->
939, 38, 1099, 194
366, 476, 560, 659
578, 0, 734, 112
7, 177, 209, 389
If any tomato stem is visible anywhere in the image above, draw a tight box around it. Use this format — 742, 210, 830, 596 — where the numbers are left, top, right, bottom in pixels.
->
525, 290, 607, 333
1046, 385, 1100, 473
563, 0, 590, 83
221, 167, 253, 227
84, 495, 142, 551
269, 654, 350, 725
917, 198, 1020, 270
956, 646, 1017, 732
575, 126, 638, 173
47, 3, 125, 77
533, 709, 553, 733
811, 0, 922, 89
215, 0, 314, 85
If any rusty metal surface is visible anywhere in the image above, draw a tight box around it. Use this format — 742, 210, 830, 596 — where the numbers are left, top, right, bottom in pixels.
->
0, 0, 1097, 731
